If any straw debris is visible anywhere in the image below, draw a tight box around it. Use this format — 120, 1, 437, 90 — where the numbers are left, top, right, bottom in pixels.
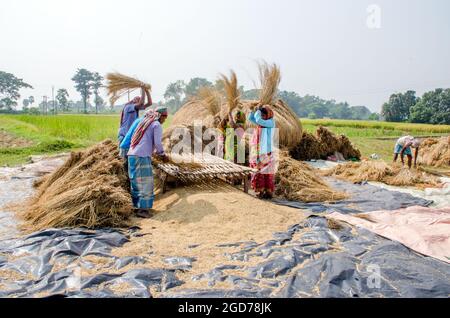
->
21, 140, 133, 231
323, 161, 441, 188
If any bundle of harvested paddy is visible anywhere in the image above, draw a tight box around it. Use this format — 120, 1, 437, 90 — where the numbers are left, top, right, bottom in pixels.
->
323, 161, 441, 188
418, 136, 450, 167
106, 72, 151, 105
21, 140, 133, 231
275, 152, 347, 202
258, 62, 281, 106
219, 70, 240, 113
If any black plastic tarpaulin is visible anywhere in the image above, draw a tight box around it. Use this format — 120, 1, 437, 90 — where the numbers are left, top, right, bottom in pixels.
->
273, 179, 433, 214
2, 216, 448, 298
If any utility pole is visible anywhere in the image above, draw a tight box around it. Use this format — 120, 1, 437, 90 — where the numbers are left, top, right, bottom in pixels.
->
43, 96, 48, 115
52, 86, 56, 115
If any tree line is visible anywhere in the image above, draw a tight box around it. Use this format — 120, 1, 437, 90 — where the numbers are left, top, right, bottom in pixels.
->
0, 69, 106, 114
161, 78, 379, 120
381, 89, 450, 125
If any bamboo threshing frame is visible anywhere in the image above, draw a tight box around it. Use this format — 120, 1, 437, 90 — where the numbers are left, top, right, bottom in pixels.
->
152, 153, 255, 193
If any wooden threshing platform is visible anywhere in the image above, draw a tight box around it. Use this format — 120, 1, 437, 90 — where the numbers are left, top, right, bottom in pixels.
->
153, 153, 255, 193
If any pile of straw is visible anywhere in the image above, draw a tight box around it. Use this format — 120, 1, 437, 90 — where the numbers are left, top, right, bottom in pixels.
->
106, 72, 151, 105
22, 140, 133, 231
275, 152, 347, 202
323, 161, 441, 188
418, 136, 450, 167
290, 127, 361, 161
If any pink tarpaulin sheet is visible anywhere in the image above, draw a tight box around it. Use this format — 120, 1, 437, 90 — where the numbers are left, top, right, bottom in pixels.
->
330, 206, 450, 264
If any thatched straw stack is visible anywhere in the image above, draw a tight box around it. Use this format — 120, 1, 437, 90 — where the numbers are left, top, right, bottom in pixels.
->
323, 161, 441, 188
106, 72, 151, 105
275, 152, 347, 202
21, 140, 133, 231
418, 136, 450, 167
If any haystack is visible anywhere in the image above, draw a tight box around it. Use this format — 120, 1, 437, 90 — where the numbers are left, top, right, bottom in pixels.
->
170, 63, 302, 150
290, 127, 361, 161
323, 161, 441, 188
106, 72, 151, 105
275, 152, 347, 202
21, 140, 133, 231
418, 136, 450, 167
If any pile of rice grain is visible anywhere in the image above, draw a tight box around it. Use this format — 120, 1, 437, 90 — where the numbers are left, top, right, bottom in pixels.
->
275, 152, 347, 202
323, 161, 441, 188
21, 140, 133, 231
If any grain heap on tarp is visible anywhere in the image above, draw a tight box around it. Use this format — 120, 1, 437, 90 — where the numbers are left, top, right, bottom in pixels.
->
275, 152, 347, 202
418, 136, 450, 167
21, 140, 133, 232
170, 63, 303, 150
290, 126, 361, 161
106, 72, 151, 105
323, 161, 441, 188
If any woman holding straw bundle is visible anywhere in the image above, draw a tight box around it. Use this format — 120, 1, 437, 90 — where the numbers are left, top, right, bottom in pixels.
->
248, 105, 276, 199
118, 88, 152, 159
127, 107, 169, 218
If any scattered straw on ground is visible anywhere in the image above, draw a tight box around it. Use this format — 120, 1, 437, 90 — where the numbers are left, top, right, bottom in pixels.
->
20, 140, 133, 232
418, 136, 450, 168
275, 152, 347, 202
323, 160, 441, 188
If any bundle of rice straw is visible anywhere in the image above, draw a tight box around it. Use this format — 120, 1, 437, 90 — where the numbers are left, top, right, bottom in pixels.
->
106, 72, 152, 105
219, 70, 240, 113
21, 140, 132, 231
275, 152, 347, 202
418, 136, 450, 167
323, 161, 441, 188
258, 62, 281, 105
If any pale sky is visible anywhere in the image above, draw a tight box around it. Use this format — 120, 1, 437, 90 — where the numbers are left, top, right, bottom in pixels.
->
1, 0, 449, 112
